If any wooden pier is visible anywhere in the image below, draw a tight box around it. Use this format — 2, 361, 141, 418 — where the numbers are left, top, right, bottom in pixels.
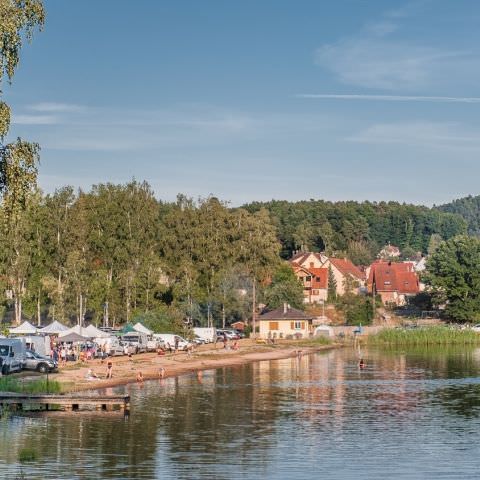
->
0, 393, 130, 414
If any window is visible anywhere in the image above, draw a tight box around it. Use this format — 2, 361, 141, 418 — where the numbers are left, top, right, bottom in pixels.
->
384, 281, 391, 285
316, 277, 320, 281
305, 276, 312, 282
294, 321, 302, 330
269, 322, 279, 331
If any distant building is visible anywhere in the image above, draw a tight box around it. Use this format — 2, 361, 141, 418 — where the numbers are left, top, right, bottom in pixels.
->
368, 260, 420, 306
378, 244, 401, 260
290, 251, 365, 299
258, 303, 314, 340
291, 264, 328, 304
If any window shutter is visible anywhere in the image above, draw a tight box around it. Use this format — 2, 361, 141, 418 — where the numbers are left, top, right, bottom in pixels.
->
291, 322, 294, 330
301, 322, 305, 329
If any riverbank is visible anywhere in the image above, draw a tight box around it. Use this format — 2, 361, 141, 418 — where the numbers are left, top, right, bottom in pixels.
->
49, 339, 340, 393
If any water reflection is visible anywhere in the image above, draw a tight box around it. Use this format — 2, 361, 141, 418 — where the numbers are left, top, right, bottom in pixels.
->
2, 347, 480, 478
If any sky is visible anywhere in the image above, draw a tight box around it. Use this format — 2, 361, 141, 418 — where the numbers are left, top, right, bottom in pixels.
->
4, 0, 480, 206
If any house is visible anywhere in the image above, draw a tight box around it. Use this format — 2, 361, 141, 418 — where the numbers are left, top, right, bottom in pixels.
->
258, 303, 314, 340
378, 244, 401, 259
367, 260, 420, 306
290, 251, 328, 270
291, 264, 328, 304
322, 257, 366, 295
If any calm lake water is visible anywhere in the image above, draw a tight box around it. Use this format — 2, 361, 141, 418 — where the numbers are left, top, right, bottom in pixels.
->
2, 347, 480, 479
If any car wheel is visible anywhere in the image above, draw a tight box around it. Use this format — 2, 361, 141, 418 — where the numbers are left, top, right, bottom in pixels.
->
37, 363, 48, 374
2, 365, 9, 375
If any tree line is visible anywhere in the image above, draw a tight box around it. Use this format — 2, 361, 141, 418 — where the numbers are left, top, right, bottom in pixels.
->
243, 199, 467, 263
0, 183, 283, 327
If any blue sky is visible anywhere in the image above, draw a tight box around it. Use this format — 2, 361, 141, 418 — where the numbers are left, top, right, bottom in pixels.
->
4, 0, 480, 205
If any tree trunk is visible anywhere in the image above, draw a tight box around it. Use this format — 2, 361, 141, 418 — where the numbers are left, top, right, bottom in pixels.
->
37, 290, 41, 326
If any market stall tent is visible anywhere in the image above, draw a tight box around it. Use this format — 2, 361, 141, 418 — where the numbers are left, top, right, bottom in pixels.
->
9, 321, 38, 335
39, 320, 69, 335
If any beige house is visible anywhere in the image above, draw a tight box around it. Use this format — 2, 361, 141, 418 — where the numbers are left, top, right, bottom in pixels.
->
258, 304, 314, 340
321, 257, 366, 295
290, 251, 328, 270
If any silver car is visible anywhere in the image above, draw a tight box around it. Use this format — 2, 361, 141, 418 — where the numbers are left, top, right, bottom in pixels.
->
24, 350, 57, 373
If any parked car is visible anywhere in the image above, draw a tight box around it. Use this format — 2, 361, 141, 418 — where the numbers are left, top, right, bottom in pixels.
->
23, 349, 57, 373
193, 335, 205, 345
216, 329, 239, 341
122, 332, 148, 354
109, 342, 125, 356
471, 324, 480, 333
154, 334, 191, 352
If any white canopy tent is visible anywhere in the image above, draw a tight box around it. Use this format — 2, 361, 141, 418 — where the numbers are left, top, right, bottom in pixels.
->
59, 325, 91, 338
39, 320, 69, 335
84, 324, 110, 338
133, 322, 153, 336
9, 321, 38, 335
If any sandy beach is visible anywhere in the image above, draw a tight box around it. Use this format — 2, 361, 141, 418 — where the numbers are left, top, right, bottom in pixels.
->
53, 339, 340, 393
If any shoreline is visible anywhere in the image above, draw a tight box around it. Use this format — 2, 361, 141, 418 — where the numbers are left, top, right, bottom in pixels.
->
52, 340, 342, 393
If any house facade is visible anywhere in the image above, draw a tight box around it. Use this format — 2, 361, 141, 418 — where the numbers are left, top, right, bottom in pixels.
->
291, 264, 328, 304
367, 260, 420, 306
258, 304, 314, 339
290, 251, 365, 301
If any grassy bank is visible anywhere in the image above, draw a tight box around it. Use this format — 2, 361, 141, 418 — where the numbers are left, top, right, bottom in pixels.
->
0, 377, 62, 394
368, 326, 480, 346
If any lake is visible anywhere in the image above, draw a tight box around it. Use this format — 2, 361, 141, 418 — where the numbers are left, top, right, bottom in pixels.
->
2, 346, 480, 479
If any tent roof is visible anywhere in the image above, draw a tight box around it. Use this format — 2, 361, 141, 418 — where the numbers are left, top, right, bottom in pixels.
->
84, 324, 110, 338
120, 323, 136, 334
9, 321, 38, 335
133, 322, 153, 335
39, 320, 69, 335
59, 325, 92, 338
59, 332, 88, 343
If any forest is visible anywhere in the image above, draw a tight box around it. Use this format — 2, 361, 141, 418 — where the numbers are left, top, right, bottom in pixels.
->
243, 199, 467, 263
0, 181, 471, 328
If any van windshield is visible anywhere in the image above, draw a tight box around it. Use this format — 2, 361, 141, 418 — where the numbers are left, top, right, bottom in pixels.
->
0, 345, 10, 357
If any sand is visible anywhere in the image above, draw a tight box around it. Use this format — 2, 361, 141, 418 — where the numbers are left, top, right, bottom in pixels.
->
54, 339, 339, 392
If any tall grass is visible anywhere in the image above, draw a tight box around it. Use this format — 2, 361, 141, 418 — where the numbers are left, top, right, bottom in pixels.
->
368, 326, 480, 346
0, 377, 61, 394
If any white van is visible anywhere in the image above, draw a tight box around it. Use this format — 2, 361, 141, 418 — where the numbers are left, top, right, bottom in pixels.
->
0, 338, 26, 374
193, 327, 216, 344
154, 334, 191, 352
121, 332, 148, 354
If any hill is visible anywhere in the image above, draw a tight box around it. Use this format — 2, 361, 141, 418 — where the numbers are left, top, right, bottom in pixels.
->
436, 195, 480, 236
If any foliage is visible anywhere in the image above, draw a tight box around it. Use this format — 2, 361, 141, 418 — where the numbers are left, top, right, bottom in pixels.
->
18, 448, 37, 463
425, 235, 480, 322
369, 326, 480, 345
262, 263, 304, 310
336, 294, 374, 326
327, 266, 337, 302
0, 377, 61, 394
244, 199, 467, 260
132, 306, 185, 335
437, 195, 480, 236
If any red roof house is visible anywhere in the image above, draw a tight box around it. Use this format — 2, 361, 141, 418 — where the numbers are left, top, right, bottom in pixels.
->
368, 261, 420, 306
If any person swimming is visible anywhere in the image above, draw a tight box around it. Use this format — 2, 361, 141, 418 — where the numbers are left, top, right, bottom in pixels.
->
359, 358, 366, 369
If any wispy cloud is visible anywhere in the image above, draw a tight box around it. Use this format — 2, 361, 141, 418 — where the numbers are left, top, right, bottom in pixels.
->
13, 114, 59, 125
29, 102, 87, 113
348, 121, 480, 152
314, 4, 480, 91
296, 94, 480, 103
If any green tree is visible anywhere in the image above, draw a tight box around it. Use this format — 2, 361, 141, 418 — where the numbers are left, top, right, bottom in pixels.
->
425, 235, 480, 322
327, 265, 337, 302
262, 263, 304, 310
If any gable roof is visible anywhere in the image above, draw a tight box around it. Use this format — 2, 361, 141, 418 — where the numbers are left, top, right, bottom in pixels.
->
259, 305, 314, 321
289, 251, 325, 267
308, 268, 328, 289
329, 257, 365, 280
369, 261, 419, 295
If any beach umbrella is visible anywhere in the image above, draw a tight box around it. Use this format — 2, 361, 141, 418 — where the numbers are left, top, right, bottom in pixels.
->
9, 321, 37, 335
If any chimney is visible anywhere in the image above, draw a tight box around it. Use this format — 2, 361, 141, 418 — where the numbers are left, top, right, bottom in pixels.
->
283, 303, 288, 314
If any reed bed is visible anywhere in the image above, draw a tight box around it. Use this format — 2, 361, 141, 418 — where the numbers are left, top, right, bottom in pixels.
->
368, 326, 480, 346
0, 377, 61, 394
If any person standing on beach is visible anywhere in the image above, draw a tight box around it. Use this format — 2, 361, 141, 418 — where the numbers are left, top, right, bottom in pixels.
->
106, 359, 113, 379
